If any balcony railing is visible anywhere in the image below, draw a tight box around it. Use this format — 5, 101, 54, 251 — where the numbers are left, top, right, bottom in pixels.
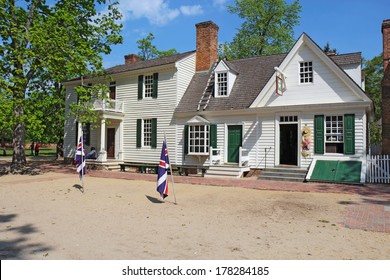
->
93, 99, 124, 113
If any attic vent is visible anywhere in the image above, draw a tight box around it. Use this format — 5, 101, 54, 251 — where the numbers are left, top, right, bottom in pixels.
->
197, 61, 218, 111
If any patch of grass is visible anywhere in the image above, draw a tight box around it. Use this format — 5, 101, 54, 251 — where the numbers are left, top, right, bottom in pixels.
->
0, 148, 56, 157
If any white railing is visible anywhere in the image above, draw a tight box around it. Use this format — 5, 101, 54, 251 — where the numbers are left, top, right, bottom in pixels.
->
209, 147, 221, 165
239, 147, 249, 167
93, 99, 124, 113
367, 154, 390, 183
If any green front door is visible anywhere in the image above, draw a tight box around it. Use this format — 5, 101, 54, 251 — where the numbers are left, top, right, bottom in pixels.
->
228, 125, 242, 163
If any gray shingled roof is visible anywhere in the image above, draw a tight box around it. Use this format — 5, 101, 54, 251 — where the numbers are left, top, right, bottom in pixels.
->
176, 52, 362, 113
176, 54, 287, 113
65, 51, 195, 82
105, 50, 195, 75
329, 52, 362, 65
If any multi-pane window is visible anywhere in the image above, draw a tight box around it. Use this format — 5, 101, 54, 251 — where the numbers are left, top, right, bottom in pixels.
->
217, 72, 228, 96
189, 125, 209, 154
280, 116, 298, 123
300, 61, 313, 83
325, 115, 343, 153
143, 119, 152, 147
109, 81, 116, 99
144, 75, 154, 98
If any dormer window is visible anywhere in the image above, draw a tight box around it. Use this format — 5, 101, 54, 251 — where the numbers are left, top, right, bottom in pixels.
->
213, 60, 237, 98
217, 72, 228, 96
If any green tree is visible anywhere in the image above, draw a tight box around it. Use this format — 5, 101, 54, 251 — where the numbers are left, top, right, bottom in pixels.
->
137, 32, 178, 60
25, 83, 65, 144
0, 0, 122, 169
0, 90, 13, 155
220, 0, 301, 59
323, 42, 337, 55
364, 54, 383, 144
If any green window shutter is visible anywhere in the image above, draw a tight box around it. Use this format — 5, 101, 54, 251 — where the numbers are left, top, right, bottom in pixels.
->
184, 125, 189, 155
210, 124, 217, 148
152, 73, 158, 99
314, 115, 324, 154
344, 114, 355, 155
151, 118, 157, 148
83, 123, 91, 146
136, 119, 142, 148
138, 75, 143, 100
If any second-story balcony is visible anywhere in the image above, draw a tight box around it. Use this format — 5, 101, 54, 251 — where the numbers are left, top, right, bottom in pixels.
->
93, 99, 124, 113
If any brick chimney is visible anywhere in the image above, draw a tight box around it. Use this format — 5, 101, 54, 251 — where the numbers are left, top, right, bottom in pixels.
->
124, 54, 141, 65
382, 19, 390, 153
195, 21, 219, 72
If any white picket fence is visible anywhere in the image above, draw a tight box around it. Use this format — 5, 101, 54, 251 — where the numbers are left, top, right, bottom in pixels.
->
366, 154, 390, 183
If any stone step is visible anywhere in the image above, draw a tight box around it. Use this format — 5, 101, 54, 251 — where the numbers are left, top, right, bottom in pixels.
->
86, 161, 123, 171
258, 167, 308, 182
204, 165, 250, 178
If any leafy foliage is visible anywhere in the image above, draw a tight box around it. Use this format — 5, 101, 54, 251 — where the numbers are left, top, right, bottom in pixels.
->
0, 0, 123, 168
364, 54, 383, 145
220, 0, 301, 59
137, 33, 178, 60
323, 42, 337, 55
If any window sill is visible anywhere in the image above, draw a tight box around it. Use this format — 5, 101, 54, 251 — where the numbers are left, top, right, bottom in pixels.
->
188, 152, 209, 156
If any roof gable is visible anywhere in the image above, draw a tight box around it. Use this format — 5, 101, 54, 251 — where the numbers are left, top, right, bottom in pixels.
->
250, 33, 371, 108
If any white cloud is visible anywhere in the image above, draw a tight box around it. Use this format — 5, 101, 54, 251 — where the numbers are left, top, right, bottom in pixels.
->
212, 0, 227, 8
180, 5, 203, 16
116, 0, 204, 26
118, 0, 180, 25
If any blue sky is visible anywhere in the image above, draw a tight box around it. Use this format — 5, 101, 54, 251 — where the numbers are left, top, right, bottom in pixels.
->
101, 0, 389, 68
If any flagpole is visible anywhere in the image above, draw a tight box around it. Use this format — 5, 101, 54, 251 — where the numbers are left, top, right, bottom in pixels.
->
80, 124, 85, 193
164, 133, 176, 204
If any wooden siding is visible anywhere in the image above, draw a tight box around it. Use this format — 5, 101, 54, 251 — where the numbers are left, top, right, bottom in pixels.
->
176, 109, 367, 170
260, 45, 362, 107
340, 63, 362, 88
117, 57, 195, 164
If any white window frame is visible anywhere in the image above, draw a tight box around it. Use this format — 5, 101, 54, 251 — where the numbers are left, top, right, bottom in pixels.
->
144, 74, 154, 98
109, 81, 116, 99
143, 119, 152, 147
325, 115, 344, 153
188, 124, 210, 155
299, 61, 313, 84
216, 71, 228, 97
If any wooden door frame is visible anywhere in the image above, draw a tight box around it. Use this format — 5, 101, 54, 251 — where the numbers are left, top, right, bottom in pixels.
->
106, 127, 116, 159
279, 123, 298, 165
226, 125, 243, 163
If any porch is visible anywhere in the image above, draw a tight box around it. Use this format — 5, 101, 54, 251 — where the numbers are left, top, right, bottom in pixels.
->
90, 99, 125, 163
86, 159, 123, 171
203, 146, 250, 178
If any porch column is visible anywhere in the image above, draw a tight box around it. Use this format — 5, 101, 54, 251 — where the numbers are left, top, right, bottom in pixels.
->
97, 118, 107, 162
118, 120, 124, 160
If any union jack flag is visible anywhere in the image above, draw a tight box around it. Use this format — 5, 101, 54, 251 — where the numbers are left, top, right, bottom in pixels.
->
157, 140, 169, 199
74, 133, 86, 180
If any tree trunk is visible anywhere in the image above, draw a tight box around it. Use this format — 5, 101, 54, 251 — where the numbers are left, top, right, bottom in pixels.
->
11, 103, 27, 169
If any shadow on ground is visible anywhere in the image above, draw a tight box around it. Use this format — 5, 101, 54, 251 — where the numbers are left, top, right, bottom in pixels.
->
0, 213, 52, 259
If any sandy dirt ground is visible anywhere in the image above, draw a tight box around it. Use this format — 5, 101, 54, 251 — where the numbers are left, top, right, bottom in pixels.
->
0, 172, 389, 260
